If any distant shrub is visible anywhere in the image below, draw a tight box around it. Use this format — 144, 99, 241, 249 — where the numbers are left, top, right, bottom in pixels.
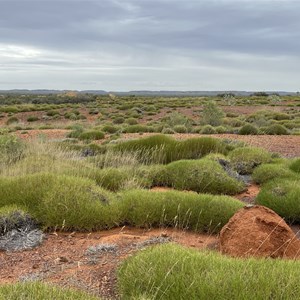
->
102, 124, 118, 134
113, 116, 125, 124
173, 125, 188, 133
126, 118, 138, 125
123, 125, 149, 133
252, 163, 296, 184
202, 101, 224, 126
228, 147, 273, 174
215, 126, 227, 134
27, 116, 39, 122
256, 179, 300, 223
6, 117, 19, 125
165, 159, 245, 194
79, 130, 105, 141
239, 124, 259, 135
161, 127, 175, 134
264, 124, 289, 135
200, 125, 216, 134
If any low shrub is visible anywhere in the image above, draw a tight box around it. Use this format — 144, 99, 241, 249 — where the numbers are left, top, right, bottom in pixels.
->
252, 163, 296, 184
289, 158, 300, 173
118, 189, 243, 232
6, 117, 19, 125
256, 179, 300, 223
118, 243, 300, 300
239, 124, 258, 135
161, 127, 175, 134
79, 130, 105, 141
173, 125, 188, 133
125, 117, 138, 125
102, 124, 118, 134
0, 134, 25, 166
123, 125, 149, 133
264, 124, 289, 135
200, 125, 216, 134
228, 147, 273, 174
0, 282, 99, 300
27, 116, 39, 122
165, 159, 245, 194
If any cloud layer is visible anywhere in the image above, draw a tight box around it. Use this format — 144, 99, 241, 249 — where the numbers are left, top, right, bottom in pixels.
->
0, 0, 299, 90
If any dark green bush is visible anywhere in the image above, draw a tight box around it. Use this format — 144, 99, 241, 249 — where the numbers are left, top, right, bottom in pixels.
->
123, 125, 149, 133
102, 124, 118, 134
264, 124, 289, 135
256, 179, 300, 223
239, 124, 259, 135
27, 116, 39, 122
79, 130, 105, 141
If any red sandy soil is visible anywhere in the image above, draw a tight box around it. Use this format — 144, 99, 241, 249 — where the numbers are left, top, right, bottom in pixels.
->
15, 129, 70, 140
0, 227, 217, 299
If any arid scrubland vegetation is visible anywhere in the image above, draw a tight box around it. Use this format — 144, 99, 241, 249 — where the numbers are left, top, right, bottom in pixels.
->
1, 92, 300, 299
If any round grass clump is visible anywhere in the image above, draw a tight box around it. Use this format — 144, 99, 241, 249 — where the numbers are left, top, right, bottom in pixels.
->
200, 125, 216, 134
256, 179, 300, 223
165, 159, 245, 194
239, 124, 258, 135
118, 243, 300, 300
0, 282, 99, 300
264, 124, 289, 135
290, 158, 300, 173
79, 130, 105, 140
118, 189, 243, 233
228, 147, 273, 174
102, 124, 118, 134
252, 163, 296, 184
173, 125, 188, 133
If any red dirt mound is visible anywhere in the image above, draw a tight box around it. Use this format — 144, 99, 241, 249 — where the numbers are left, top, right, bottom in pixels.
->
220, 205, 300, 259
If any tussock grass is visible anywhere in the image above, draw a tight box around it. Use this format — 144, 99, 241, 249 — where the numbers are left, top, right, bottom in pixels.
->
118, 243, 300, 300
228, 146, 273, 174
0, 282, 100, 300
252, 163, 296, 184
256, 179, 300, 223
164, 159, 245, 194
118, 189, 243, 233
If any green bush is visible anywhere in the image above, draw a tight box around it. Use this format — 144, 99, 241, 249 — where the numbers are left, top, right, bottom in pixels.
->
200, 125, 216, 134
102, 124, 118, 134
126, 117, 138, 125
264, 124, 289, 135
252, 163, 296, 184
27, 116, 39, 122
173, 125, 188, 133
113, 116, 125, 124
201, 101, 224, 126
289, 158, 300, 173
0, 282, 99, 300
165, 159, 245, 194
79, 130, 105, 141
123, 125, 149, 133
256, 179, 300, 223
6, 116, 19, 125
118, 189, 243, 232
239, 124, 259, 135
228, 147, 273, 174
118, 243, 300, 300
161, 127, 175, 134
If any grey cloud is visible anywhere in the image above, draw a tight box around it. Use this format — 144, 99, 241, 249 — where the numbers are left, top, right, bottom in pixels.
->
0, 0, 299, 90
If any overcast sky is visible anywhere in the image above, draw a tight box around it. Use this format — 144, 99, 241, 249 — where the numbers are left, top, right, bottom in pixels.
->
0, 0, 299, 91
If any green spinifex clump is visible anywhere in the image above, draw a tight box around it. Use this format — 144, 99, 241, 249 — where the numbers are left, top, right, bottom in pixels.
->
256, 179, 300, 223
118, 189, 243, 233
118, 243, 300, 300
164, 159, 245, 194
0, 282, 100, 300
